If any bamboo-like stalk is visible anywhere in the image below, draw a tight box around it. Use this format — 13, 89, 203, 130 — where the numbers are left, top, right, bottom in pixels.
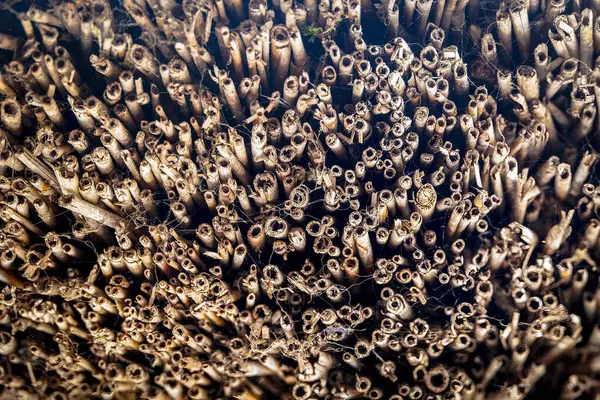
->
510, 1, 531, 58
